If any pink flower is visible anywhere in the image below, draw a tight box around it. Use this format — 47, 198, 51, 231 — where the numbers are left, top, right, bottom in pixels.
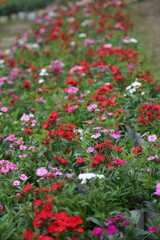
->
35, 97, 46, 102
114, 159, 127, 165
0, 107, 8, 112
86, 147, 94, 153
154, 183, 160, 196
91, 133, 101, 139
36, 167, 48, 176
93, 227, 103, 236
149, 226, 157, 233
107, 225, 117, 235
87, 104, 98, 111
147, 168, 151, 172
19, 145, 28, 150
0, 205, 3, 212
20, 174, 28, 181
148, 135, 157, 142
64, 86, 79, 94
66, 173, 73, 178
67, 106, 76, 113
20, 114, 30, 121
110, 131, 120, 139
147, 155, 158, 161
5, 134, 17, 141
19, 154, 27, 158
12, 180, 21, 186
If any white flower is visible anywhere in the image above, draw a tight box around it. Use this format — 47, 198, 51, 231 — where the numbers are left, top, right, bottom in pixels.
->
38, 79, 44, 83
78, 173, 104, 184
39, 68, 48, 76
79, 33, 87, 38
67, 17, 75, 23
125, 81, 141, 96
25, 43, 39, 49
123, 38, 138, 44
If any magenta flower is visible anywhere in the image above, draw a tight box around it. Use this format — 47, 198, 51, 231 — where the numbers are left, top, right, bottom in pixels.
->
93, 227, 103, 236
0, 205, 3, 212
5, 134, 17, 141
107, 225, 117, 235
67, 106, 76, 113
148, 135, 157, 142
149, 226, 158, 233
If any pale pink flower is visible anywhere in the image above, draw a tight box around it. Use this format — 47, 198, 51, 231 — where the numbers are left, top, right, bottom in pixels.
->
91, 133, 101, 139
147, 155, 158, 161
86, 147, 94, 153
110, 131, 121, 139
147, 168, 151, 172
87, 104, 98, 111
19, 154, 27, 158
154, 183, 160, 196
148, 135, 157, 142
64, 86, 79, 94
0, 107, 8, 112
93, 127, 102, 130
36, 167, 48, 176
20, 174, 28, 181
13, 180, 21, 186
19, 145, 28, 150
66, 173, 73, 178
20, 114, 30, 121
54, 171, 63, 176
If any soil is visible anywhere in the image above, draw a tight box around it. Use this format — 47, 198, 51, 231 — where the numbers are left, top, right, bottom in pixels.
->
0, 22, 30, 54
129, 0, 160, 79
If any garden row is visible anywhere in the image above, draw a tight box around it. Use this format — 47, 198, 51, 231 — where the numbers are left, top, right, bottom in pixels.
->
0, 0, 160, 239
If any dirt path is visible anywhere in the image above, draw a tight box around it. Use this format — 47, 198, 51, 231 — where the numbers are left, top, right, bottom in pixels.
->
129, 0, 160, 79
0, 21, 30, 54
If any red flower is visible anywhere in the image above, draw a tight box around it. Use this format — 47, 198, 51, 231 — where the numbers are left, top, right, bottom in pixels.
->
76, 158, 85, 163
22, 81, 31, 87
23, 184, 34, 193
50, 111, 59, 118
132, 146, 142, 154
32, 215, 43, 228
23, 128, 33, 135
33, 200, 43, 206
23, 229, 35, 238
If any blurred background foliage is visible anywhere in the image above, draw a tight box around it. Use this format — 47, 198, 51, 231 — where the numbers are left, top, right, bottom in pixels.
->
0, 0, 55, 16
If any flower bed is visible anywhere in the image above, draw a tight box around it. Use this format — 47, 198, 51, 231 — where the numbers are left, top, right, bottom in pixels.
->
0, 0, 160, 239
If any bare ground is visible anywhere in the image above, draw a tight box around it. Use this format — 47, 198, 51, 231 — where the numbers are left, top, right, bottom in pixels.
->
129, 0, 160, 79
0, 21, 30, 54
